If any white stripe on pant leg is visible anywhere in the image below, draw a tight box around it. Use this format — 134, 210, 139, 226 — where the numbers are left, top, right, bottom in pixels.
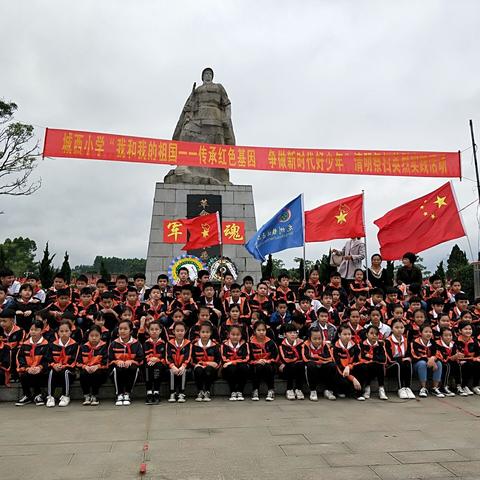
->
304, 365, 310, 389
47, 369, 53, 397
113, 368, 119, 395
395, 362, 401, 390
170, 370, 175, 391
181, 371, 186, 390
131, 368, 139, 393
444, 362, 451, 386
64, 369, 70, 396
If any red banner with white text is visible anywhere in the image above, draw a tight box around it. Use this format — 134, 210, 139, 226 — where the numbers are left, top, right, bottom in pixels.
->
43, 128, 461, 178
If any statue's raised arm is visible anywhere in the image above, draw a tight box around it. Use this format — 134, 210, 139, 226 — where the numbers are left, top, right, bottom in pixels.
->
164, 68, 235, 185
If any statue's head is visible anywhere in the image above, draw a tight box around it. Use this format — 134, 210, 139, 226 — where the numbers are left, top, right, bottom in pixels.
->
201, 67, 214, 83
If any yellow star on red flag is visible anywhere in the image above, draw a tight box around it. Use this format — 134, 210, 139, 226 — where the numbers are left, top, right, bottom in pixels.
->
335, 210, 348, 224
434, 196, 447, 208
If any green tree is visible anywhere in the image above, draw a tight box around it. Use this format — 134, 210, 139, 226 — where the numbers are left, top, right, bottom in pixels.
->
60, 251, 72, 284
262, 254, 273, 279
99, 260, 110, 281
447, 244, 469, 279
0, 237, 37, 276
454, 263, 474, 300
317, 254, 332, 284
39, 242, 56, 289
434, 260, 446, 283
0, 100, 41, 196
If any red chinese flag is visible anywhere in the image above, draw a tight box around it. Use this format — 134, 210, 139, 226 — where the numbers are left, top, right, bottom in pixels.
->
305, 194, 365, 242
374, 182, 465, 260
181, 212, 222, 250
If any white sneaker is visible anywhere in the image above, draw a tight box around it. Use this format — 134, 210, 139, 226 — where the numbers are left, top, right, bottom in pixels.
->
46, 395, 55, 408
286, 389, 295, 400
295, 389, 304, 400
337, 393, 346, 399
431, 387, 445, 398
323, 390, 336, 401
457, 385, 468, 397
115, 394, 124, 406
168, 393, 177, 403
203, 391, 211, 402
229, 392, 237, 401
406, 387, 416, 399
196, 391, 205, 402
123, 393, 131, 406
419, 387, 428, 398
473, 386, 480, 395
251, 389, 260, 401
266, 390, 275, 401
309, 390, 318, 402
378, 387, 388, 401
177, 393, 186, 403
398, 388, 408, 399
463, 386, 474, 396
356, 395, 366, 401
58, 395, 70, 407
363, 385, 371, 399
90, 395, 99, 406
236, 392, 244, 401
83, 395, 92, 406
443, 386, 455, 397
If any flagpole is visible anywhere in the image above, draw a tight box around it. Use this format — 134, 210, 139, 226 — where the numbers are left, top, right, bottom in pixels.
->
361, 190, 369, 282
301, 193, 306, 281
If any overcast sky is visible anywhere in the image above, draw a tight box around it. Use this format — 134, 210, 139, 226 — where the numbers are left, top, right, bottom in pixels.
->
1, 0, 479, 271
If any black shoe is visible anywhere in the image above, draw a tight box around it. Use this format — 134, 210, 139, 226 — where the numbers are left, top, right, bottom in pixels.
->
15, 395, 32, 406
154, 392, 160, 404
145, 393, 155, 405
34, 394, 45, 406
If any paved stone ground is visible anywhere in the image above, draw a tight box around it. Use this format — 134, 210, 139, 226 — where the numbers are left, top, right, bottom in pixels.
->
0, 394, 480, 480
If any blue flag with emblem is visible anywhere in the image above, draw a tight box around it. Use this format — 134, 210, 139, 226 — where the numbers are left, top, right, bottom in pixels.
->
245, 194, 304, 261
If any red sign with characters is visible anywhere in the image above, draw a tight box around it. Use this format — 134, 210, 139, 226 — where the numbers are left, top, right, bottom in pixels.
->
43, 128, 461, 178
163, 220, 245, 245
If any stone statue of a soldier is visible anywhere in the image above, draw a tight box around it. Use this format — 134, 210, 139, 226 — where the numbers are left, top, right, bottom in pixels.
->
164, 68, 235, 185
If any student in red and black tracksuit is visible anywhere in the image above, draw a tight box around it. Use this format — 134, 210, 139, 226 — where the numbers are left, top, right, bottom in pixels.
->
143, 321, 167, 404
220, 305, 248, 341
223, 284, 251, 324
188, 307, 220, 343
279, 324, 305, 400
192, 321, 221, 402
46, 319, 79, 407
385, 319, 414, 399
249, 320, 279, 401
411, 324, 444, 398
359, 325, 388, 400
248, 283, 275, 322
76, 287, 99, 335
332, 324, 365, 400
108, 320, 144, 406
197, 282, 225, 326
15, 320, 51, 406
275, 274, 296, 313
221, 325, 250, 400
77, 325, 108, 405
166, 321, 192, 403
0, 309, 24, 382
47, 288, 79, 330
167, 286, 198, 328
455, 320, 480, 394
0, 335, 10, 386
435, 327, 462, 396
12, 283, 40, 331
302, 327, 338, 401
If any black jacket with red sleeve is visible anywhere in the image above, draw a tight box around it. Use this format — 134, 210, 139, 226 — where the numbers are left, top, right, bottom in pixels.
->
221, 340, 250, 364
302, 340, 334, 365
435, 339, 458, 362
1, 324, 24, 350
192, 339, 221, 367
223, 297, 251, 322
0, 340, 11, 372
385, 335, 410, 362
77, 341, 108, 370
248, 295, 275, 321
16, 337, 51, 373
455, 336, 479, 361
359, 339, 387, 364
166, 339, 192, 369
332, 339, 361, 374
249, 336, 278, 365
278, 339, 303, 365
411, 338, 437, 361
108, 337, 144, 367
143, 338, 167, 366
49, 338, 79, 369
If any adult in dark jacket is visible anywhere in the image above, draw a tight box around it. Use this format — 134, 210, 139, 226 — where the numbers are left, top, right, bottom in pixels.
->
396, 252, 423, 287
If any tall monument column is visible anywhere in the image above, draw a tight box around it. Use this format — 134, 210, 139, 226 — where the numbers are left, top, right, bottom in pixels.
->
145, 68, 262, 284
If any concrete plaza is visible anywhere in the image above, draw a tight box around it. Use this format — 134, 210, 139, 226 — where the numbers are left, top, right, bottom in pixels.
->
0, 394, 479, 480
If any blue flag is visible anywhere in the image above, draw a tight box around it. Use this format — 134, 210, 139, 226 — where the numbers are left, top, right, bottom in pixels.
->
245, 194, 304, 261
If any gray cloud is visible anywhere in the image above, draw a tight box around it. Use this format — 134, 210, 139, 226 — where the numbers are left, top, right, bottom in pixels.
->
1, 0, 479, 270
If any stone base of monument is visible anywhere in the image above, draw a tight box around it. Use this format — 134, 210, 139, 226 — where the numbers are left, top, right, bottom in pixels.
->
145, 183, 262, 285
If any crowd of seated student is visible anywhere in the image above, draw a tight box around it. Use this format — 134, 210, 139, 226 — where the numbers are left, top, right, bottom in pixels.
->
0, 264, 479, 408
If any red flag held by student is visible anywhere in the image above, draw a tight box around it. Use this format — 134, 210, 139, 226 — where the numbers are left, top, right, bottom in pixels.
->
374, 182, 465, 260
181, 212, 222, 251
305, 194, 365, 242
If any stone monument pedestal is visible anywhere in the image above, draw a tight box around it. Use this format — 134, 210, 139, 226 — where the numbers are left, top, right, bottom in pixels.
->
145, 183, 262, 285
